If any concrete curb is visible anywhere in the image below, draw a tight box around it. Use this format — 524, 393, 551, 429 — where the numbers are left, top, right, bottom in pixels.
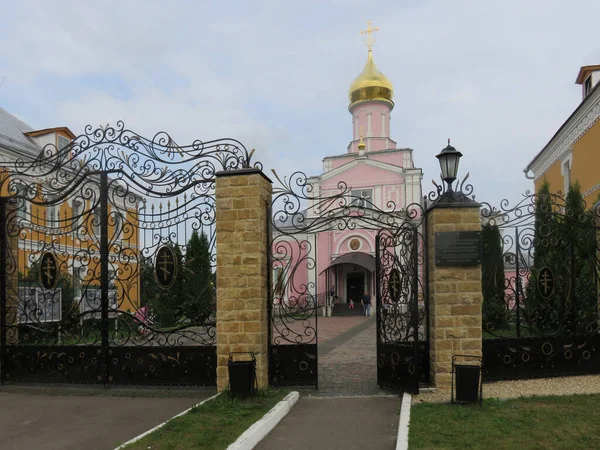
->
227, 391, 300, 450
396, 392, 412, 450
114, 392, 221, 449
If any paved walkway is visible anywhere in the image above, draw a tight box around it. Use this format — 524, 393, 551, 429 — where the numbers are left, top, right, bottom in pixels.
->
256, 397, 400, 450
317, 316, 389, 396
318, 316, 368, 343
0, 387, 213, 450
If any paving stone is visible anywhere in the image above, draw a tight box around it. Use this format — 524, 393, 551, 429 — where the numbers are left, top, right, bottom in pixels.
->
314, 318, 394, 397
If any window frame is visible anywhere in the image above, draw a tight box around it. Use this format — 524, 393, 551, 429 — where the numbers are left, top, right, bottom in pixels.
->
57, 135, 70, 151
350, 188, 373, 207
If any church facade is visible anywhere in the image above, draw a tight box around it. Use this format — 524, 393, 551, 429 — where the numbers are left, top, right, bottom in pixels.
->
273, 34, 423, 311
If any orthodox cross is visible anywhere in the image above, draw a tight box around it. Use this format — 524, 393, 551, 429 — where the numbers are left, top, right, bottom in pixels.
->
360, 21, 378, 49
158, 251, 173, 282
389, 269, 401, 301
539, 269, 552, 295
43, 256, 55, 287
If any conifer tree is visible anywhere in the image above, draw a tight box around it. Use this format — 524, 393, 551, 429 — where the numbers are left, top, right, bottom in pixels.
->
524, 181, 560, 334
562, 182, 597, 334
182, 231, 213, 324
482, 225, 509, 332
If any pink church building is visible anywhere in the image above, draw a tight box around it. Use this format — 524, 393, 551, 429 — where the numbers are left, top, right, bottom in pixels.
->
272, 43, 423, 313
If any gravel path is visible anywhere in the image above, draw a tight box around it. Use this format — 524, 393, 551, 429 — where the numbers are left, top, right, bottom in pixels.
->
414, 374, 600, 403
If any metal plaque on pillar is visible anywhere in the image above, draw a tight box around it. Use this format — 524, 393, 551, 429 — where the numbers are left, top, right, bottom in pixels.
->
435, 231, 482, 267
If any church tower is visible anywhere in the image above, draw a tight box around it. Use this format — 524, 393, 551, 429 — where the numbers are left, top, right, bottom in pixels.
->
347, 22, 397, 153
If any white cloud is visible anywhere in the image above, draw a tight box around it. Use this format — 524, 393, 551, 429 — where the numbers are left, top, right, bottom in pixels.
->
1, 0, 599, 208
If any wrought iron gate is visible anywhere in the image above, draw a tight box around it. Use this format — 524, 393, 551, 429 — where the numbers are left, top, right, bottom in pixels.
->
0, 122, 258, 386
481, 190, 600, 380
268, 170, 429, 389
375, 219, 428, 394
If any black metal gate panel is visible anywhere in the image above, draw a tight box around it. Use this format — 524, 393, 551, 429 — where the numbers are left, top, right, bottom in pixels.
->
481, 190, 600, 380
0, 122, 259, 386
375, 221, 427, 394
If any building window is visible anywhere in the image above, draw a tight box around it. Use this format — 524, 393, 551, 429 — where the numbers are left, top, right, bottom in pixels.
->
93, 206, 101, 236
71, 199, 84, 233
17, 198, 27, 221
350, 188, 373, 207
584, 76, 593, 97
57, 135, 70, 151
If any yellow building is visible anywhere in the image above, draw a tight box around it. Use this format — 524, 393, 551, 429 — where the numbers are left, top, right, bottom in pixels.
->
0, 107, 140, 323
525, 65, 600, 206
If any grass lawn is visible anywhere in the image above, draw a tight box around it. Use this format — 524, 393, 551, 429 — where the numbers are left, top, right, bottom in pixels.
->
409, 394, 600, 449
122, 389, 289, 450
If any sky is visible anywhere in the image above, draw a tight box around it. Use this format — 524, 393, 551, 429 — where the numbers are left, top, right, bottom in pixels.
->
1, 0, 599, 209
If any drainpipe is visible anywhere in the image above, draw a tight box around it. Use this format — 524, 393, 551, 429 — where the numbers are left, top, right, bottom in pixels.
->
523, 168, 535, 180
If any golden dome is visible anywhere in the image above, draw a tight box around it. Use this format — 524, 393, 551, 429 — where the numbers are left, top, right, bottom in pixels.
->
348, 49, 394, 110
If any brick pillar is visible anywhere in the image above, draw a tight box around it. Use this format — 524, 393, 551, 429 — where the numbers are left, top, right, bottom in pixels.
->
215, 169, 272, 392
426, 205, 482, 389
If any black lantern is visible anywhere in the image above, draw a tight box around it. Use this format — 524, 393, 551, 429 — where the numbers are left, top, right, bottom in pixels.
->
435, 140, 463, 192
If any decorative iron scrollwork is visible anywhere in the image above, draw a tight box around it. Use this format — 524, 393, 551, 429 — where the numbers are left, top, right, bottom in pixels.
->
426, 173, 477, 207
269, 169, 427, 388
481, 189, 600, 381
0, 122, 244, 386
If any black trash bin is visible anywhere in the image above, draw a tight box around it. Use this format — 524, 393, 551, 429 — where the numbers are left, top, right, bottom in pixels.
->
228, 352, 258, 397
451, 355, 482, 404
455, 364, 480, 402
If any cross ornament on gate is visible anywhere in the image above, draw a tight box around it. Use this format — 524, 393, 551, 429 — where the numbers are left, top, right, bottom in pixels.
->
158, 251, 173, 282
43, 255, 55, 287
389, 269, 401, 302
540, 271, 552, 295
537, 267, 555, 298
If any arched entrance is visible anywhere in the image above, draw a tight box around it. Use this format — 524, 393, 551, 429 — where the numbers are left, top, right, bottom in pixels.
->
321, 252, 376, 315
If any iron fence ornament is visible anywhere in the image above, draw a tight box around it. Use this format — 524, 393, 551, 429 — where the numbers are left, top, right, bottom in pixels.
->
537, 267, 555, 299
480, 189, 600, 381
155, 246, 177, 289
388, 268, 402, 303
39, 252, 58, 290
0, 121, 255, 386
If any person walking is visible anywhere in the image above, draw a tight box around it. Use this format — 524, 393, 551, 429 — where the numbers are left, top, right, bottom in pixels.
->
361, 291, 372, 317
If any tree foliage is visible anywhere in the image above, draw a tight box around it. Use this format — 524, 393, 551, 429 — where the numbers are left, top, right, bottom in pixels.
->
525, 181, 598, 336
524, 181, 560, 332
139, 232, 214, 328
482, 225, 509, 331
182, 231, 213, 324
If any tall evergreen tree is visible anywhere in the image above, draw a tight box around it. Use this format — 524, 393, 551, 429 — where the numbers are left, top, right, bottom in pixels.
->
562, 182, 597, 334
524, 181, 561, 334
182, 231, 213, 324
482, 225, 509, 332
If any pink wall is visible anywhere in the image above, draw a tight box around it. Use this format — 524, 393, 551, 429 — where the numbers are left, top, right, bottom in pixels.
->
503, 269, 530, 309
348, 101, 396, 153
351, 101, 391, 141
370, 152, 407, 167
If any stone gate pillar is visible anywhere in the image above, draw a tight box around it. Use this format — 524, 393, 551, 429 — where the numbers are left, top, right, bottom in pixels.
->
426, 198, 482, 389
215, 169, 272, 392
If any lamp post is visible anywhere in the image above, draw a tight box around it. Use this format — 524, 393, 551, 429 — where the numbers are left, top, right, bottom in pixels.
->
435, 139, 463, 192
